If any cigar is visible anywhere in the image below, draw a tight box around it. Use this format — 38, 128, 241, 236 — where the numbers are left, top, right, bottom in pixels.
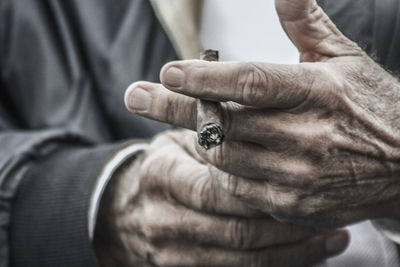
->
197, 49, 225, 150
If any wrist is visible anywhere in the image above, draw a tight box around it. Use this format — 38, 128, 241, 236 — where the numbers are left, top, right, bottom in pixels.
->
88, 143, 149, 239
92, 151, 145, 267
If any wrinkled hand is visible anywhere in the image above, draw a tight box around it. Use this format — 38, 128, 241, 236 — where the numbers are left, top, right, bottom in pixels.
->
125, 0, 400, 228
93, 130, 348, 267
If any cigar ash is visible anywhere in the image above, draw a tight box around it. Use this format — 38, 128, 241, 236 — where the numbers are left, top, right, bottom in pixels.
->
198, 123, 225, 150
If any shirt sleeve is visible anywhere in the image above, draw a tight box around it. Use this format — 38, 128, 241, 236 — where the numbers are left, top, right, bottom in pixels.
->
87, 143, 149, 241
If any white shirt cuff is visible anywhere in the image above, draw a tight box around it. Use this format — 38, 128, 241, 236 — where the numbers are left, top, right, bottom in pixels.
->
372, 219, 400, 244
88, 143, 149, 240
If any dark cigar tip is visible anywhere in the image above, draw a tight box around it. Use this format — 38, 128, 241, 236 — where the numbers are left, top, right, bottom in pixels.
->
200, 50, 219, 62
198, 123, 225, 150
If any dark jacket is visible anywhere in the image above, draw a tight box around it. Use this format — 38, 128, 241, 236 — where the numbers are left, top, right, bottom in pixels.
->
0, 0, 399, 266
0, 0, 175, 266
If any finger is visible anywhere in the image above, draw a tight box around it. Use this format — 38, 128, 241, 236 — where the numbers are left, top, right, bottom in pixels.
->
142, 133, 262, 217
149, 230, 349, 267
124, 81, 198, 130
129, 200, 318, 251
122, 81, 275, 145
211, 163, 400, 228
160, 60, 328, 109
197, 140, 316, 187
210, 166, 330, 223
209, 165, 303, 216
125, 80, 330, 149
275, 0, 363, 61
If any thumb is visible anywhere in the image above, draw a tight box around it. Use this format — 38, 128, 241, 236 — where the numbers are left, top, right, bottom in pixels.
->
275, 0, 363, 62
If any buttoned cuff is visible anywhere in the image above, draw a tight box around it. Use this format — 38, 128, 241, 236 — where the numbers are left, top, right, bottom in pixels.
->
88, 143, 149, 240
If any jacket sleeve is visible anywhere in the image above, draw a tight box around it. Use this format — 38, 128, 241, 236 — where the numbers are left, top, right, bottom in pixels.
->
0, 91, 129, 266
0, 122, 128, 267
0, 0, 177, 265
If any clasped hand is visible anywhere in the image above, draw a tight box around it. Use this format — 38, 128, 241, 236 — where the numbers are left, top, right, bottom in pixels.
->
93, 130, 347, 267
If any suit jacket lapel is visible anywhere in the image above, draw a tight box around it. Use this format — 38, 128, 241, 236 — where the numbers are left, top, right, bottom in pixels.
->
149, 0, 203, 59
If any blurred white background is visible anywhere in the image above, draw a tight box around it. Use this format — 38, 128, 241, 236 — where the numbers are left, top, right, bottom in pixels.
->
200, 0, 299, 63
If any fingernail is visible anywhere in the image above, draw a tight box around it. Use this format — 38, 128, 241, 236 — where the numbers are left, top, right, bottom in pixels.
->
163, 67, 185, 89
127, 87, 152, 112
325, 231, 349, 255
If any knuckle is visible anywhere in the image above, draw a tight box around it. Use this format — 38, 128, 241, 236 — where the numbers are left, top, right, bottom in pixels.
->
141, 151, 177, 191
278, 193, 317, 220
194, 177, 218, 212
229, 219, 254, 249
225, 173, 240, 197
163, 94, 178, 124
140, 168, 159, 191
268, 190, 302, 219
260, 183, 283, 214
309, 122, 335, 149
142, 225, 162, 243
151, 251, 172, 267
194, 64, 210, 95
303, 64, 341, 107
285, 64, 322, 111
208, 143, 228, 168
287, 165, 318, 189
142, 217, 166, 242
283, 197, 303, 216
237, 63, 269, 105
140, 204, 177, 243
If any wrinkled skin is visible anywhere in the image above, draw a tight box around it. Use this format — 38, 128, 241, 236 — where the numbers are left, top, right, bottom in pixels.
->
125, 0, 400, 228
93, 130, 348, 267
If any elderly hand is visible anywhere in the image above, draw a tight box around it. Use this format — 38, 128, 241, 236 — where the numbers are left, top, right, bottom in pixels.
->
125, 0, 400, 228
93, 130, 348, 267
